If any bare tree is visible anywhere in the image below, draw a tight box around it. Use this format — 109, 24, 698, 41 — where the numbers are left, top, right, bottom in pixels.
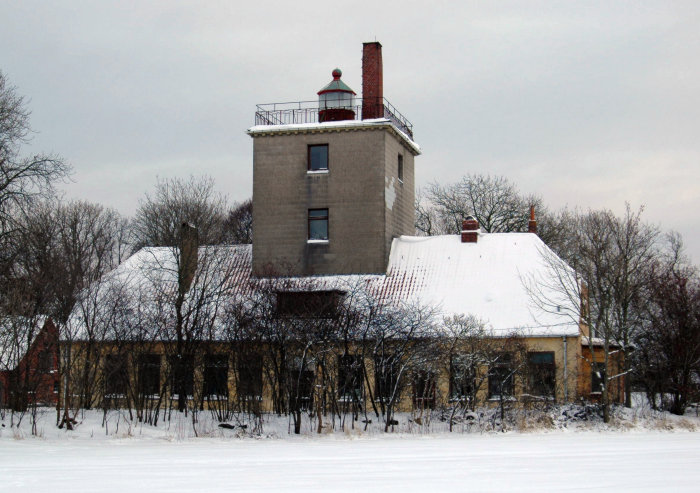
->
420, 174, 546, 235
526, 206, 656, 420
634, 234, 700, 414
0, 71, 70, 253
131, 175, 227, 250
224, 198, 253, 244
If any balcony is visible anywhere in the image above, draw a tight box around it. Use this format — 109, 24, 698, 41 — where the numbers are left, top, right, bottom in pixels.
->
254, 98, 414, 140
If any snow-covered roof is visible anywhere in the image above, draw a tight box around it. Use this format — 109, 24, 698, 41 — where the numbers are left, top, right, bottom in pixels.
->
247, 118, 421, 154
382, 233, 580, 337
0, 316, 48, 370
66, 232, 580, 341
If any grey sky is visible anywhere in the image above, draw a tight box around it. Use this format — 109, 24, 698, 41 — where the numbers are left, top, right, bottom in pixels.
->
2, 1, 699, 262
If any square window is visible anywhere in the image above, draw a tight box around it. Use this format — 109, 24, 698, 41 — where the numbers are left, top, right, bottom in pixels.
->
398, 154, 404, 182
308, 144, 328, 171
308, 208, 328, 240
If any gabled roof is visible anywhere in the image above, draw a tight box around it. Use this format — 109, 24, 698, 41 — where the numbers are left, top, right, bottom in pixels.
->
381, 234, 580, 337
65, 232, 580, 341
0, 316, 49, 370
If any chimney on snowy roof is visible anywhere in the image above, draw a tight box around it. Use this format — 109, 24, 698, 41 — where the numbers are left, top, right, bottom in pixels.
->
461, 216, 480, 243
362, 42, 383, 120
528, 206, 537, 234
179, 222, 199, 294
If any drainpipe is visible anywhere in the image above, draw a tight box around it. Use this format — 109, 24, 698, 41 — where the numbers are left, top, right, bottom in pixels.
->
562, 336, 568, 401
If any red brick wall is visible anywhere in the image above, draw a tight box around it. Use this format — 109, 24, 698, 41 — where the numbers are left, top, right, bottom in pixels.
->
362, 42, 383, 119
1, 319, 59, 409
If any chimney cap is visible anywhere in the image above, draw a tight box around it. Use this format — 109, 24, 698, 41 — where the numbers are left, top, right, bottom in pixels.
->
462, 216, 480, 232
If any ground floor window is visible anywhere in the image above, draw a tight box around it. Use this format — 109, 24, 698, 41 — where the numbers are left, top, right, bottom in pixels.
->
104, 353, 128, 396
449, 356, 475, 402
338, 354, 363, 402
592, 362, 606, 393
237, 353, 263, 400
528, 352, 555, 398
374, 354, 399, 402
168, 354, 194, 398
138, 354, 161, 396
488, 353, 514, 399
204, 354, 229, 399
413, 370, 436, 409
287, 361, 315, 411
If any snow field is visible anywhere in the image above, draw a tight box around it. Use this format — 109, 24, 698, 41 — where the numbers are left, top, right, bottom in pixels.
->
1, 432, 699, 492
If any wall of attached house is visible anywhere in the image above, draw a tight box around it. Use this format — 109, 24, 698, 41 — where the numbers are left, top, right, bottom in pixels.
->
62, 334, 589, 415
579, 345, 625, 404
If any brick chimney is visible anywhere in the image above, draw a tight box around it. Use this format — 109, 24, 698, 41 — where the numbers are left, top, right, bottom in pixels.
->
461, 216, 480, 243
528, 206, 537, 234
362, 41, 383, 120
179, 223, 199, 294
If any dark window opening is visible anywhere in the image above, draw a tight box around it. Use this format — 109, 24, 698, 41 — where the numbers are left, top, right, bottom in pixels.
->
413, 370, 436, 409
37, 346, 52, 373
308, 208, 329, 240
488, 353, 514, 399
277, 290, 342, 318
592, 362, 606, 393
374, 354, 399, 401
237, 353, 263, 400
398, 154, 404, 182
338, 354, 363, 401
528, 352, 555, 398
450, 356, 475, 401
104, 354, 128, 396
308, 144, 329, 171
138, 354, 161, 396
204, 354, 229, 399
288, 359, 315, 411
169, 355, 194, 398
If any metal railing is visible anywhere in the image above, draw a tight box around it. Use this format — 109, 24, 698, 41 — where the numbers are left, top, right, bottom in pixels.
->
254, 98, 414, 139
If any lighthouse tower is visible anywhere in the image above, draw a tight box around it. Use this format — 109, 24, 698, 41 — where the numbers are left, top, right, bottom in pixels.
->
249, 42, 419, 276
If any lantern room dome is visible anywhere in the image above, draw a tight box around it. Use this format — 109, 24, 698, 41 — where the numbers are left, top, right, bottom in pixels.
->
317, 68, 356, 96
317, 68, 356, 123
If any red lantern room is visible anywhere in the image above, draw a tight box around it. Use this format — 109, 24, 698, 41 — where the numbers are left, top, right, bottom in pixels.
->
317, 68, 357, 122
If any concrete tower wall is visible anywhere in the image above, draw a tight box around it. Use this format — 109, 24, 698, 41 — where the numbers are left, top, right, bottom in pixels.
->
251, 124, 415, 276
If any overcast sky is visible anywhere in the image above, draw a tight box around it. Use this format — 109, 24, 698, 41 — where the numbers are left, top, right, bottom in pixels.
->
1, 1, 698, 262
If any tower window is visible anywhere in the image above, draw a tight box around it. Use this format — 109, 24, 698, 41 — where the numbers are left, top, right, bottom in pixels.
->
308, 144, 329, 171
398, 154, 404, 182
308, 208, 329, 241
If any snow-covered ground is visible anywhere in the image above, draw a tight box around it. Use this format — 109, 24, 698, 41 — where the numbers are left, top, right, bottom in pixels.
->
1, 432, 699, 492
1, 404, 699, 492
